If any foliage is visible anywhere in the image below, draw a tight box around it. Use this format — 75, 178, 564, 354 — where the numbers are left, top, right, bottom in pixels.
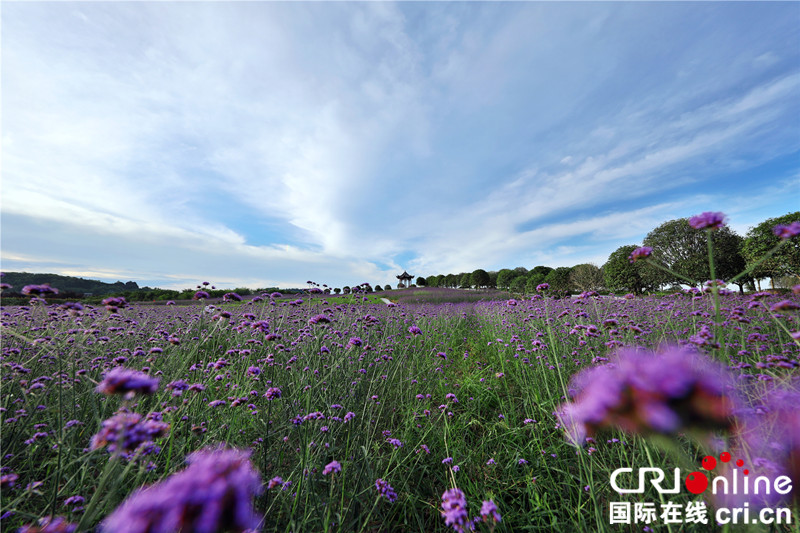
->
470, 269, 490, 289
1, 272, 140, 296
742, 211, 800, 283
544, 266, 572, 293
642, 219, 748, 289
496, 269, 514, 290
603, 245, 646, 294
568, 263, 603, 292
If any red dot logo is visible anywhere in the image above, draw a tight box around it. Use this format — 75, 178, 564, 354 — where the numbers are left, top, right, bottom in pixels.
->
702, 455, 717, 470
720, 452, 731, 462
685, 471, 709, 494
736, 459, 744, 467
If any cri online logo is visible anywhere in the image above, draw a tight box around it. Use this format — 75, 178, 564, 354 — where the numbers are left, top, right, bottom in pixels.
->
610, 452, 793, 497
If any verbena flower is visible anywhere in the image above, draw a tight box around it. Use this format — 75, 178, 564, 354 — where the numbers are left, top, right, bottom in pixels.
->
628, 246, 652, 263
21, 284, 59, 296
480, 500, 501, 523
322, 460, 341, 475
688, 211, 726, 230
441, 488, 471, 532
100, 446, 262, 533
17, 516, 77, 533
773, 221, 800, 239
193, 291, 210, 300
555, 346, 736, 445
96, 367, 159, 397
90, 413, 169, 454
375, 478, 397, 503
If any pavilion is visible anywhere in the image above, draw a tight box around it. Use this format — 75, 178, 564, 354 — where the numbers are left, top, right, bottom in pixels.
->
396, 271, 414, 288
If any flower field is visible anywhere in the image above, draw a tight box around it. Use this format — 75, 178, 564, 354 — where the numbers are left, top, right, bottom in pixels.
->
1, 285, 799, 532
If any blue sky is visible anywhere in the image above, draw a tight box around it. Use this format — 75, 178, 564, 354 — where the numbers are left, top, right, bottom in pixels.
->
2, 2, 798, 290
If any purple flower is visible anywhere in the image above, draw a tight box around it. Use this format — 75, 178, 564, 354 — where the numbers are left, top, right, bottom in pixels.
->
21, 284, 59, 296
347, 337, 363, 349
18, 516, 77, 533
555, 346, 736, 445
408, 325, 423, 336
387, 438, 404, 449
628, 246, 653, 263
90, 412, 169, 454
222, 292, 242, 302
536, 283, 549, 292
101, 297, 128, 311
375, 478, 398, 503
96, 367, 159, 397
193, 291, 210, 300
264, 387, 282, 400
322, 460, 341, 475
441, 488, 470, 533
480, 500, 501, 523
101, 446, 262, 533
308, 314, 331, 325
773, 221, 800, 239
267, 476, 283, 489
688, 211, 726, 230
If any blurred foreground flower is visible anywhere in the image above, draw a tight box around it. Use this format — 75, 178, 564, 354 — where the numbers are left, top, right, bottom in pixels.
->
715, 382, 800, 508
101, 446, 262, 533
18, 516, 77, 533
96, 367, 159, 397
556, 346, 736, 445
90, 412, 169, 455
688, 211, 726, 230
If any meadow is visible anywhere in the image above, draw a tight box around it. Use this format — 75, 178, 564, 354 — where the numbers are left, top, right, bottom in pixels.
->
1, 283, 798, 532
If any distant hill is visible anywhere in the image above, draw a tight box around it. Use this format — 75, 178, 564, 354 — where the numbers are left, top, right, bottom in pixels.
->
1, 272, 140, 297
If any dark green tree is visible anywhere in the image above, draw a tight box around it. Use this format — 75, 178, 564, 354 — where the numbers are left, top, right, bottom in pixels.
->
544, 267, 572, 293
496, 269, 514, 290
509, 275, 527, 294
643, 218, 752, 289
471, 269, 490, 289
459, 273, 472, 289
416, 276, 427, 287
742, 211, 800, 289
603, 245, 647, 293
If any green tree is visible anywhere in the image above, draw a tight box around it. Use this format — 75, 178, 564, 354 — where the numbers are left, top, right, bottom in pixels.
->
496, 269, 514, 290
509, 275, 528, 294
530, 265, 553, 278
487, 271, 498, 289
445, 274, 458, 288
544, 267, 572, 293
603, 245, 647, 294
569, 263, 604, 292
416, 276, 427, 287
471, 269, 490, 289
459, 273, 472, 289
742, 212, 800, 289
643, 218, 753, 289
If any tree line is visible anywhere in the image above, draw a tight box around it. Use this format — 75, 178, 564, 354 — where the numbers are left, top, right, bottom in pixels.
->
415, 211, 799, 295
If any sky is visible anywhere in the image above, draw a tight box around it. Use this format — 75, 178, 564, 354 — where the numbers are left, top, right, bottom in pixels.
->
2, 2, 799, 291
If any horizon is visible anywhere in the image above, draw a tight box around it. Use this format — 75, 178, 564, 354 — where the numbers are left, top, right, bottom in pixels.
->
2, 2, 799, 290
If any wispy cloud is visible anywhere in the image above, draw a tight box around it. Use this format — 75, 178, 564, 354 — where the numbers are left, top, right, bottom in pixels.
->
2, 2, 798, 288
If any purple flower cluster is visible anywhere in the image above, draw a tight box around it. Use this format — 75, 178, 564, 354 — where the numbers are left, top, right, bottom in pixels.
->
96, 367, 160, 397
90, 412, 170, 455
375, 478, 397, 502
556, 346, 736, 445
441, 488, 471, 533
688, 211, 727, 230
21, 284, 59, 296
17, 516, 77, 533
773, 221, 800, 239
322, 460, 341, 475
101, 446, 262, 533
628, 246, 652, 263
